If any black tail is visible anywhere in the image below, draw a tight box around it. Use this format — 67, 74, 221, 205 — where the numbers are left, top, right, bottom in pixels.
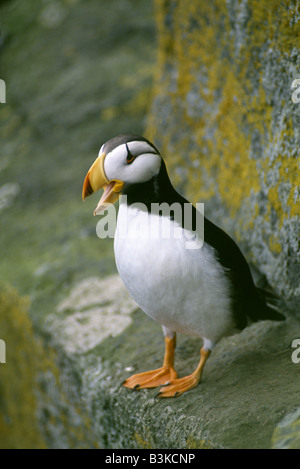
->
253, 287, 285, 322
257, 303, 286, 321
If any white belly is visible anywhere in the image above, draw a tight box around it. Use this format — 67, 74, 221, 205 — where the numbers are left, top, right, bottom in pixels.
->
114, 201, 235, 343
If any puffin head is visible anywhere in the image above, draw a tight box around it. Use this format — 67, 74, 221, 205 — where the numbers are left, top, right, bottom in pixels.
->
82, 134, 162, 214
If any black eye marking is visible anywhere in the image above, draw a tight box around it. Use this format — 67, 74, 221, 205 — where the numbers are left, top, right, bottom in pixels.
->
126, 143, 136, 164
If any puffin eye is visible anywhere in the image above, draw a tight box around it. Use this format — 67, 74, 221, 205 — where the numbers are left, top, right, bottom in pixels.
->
125, 143, 136, 164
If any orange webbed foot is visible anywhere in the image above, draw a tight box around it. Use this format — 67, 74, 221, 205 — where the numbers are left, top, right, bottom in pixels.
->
122, 335, 177, 390
155, 373, 200, 398
122, 366, 178, 389
156, 347, 211, 398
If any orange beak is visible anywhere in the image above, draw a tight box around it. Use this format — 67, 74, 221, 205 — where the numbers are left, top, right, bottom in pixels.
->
82, 152, 124, 215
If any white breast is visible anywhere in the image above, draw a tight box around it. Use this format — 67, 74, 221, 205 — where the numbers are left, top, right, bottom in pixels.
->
114, 199, 235, 343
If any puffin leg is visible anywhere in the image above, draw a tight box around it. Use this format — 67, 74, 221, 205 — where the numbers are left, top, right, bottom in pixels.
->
156, 346, 211, 398
122, 335, 177, 389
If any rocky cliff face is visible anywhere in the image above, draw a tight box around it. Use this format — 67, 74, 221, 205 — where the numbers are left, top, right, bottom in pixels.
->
147, 0, 300, 313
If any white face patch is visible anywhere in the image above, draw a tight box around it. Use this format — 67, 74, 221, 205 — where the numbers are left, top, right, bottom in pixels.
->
103, 141, 161, 185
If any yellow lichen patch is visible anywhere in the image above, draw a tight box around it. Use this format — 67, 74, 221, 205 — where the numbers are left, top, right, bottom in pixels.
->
269, 235, 282, 254
154, 0, 175, 67
134, 432, 153, 449
279, 155, 300, 219
213, 71, 260, 216
186, 435, 214, 449
259, 117, 300, 227
268, 185, 282, 217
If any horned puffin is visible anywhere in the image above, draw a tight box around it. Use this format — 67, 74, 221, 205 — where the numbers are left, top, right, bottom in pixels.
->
82, 134, 285, 398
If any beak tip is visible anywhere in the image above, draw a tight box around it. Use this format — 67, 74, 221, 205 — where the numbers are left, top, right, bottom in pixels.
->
82, 173, 94, 200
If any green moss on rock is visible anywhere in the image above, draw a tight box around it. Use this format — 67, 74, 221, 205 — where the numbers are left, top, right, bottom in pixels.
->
0, 285, 47, 448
